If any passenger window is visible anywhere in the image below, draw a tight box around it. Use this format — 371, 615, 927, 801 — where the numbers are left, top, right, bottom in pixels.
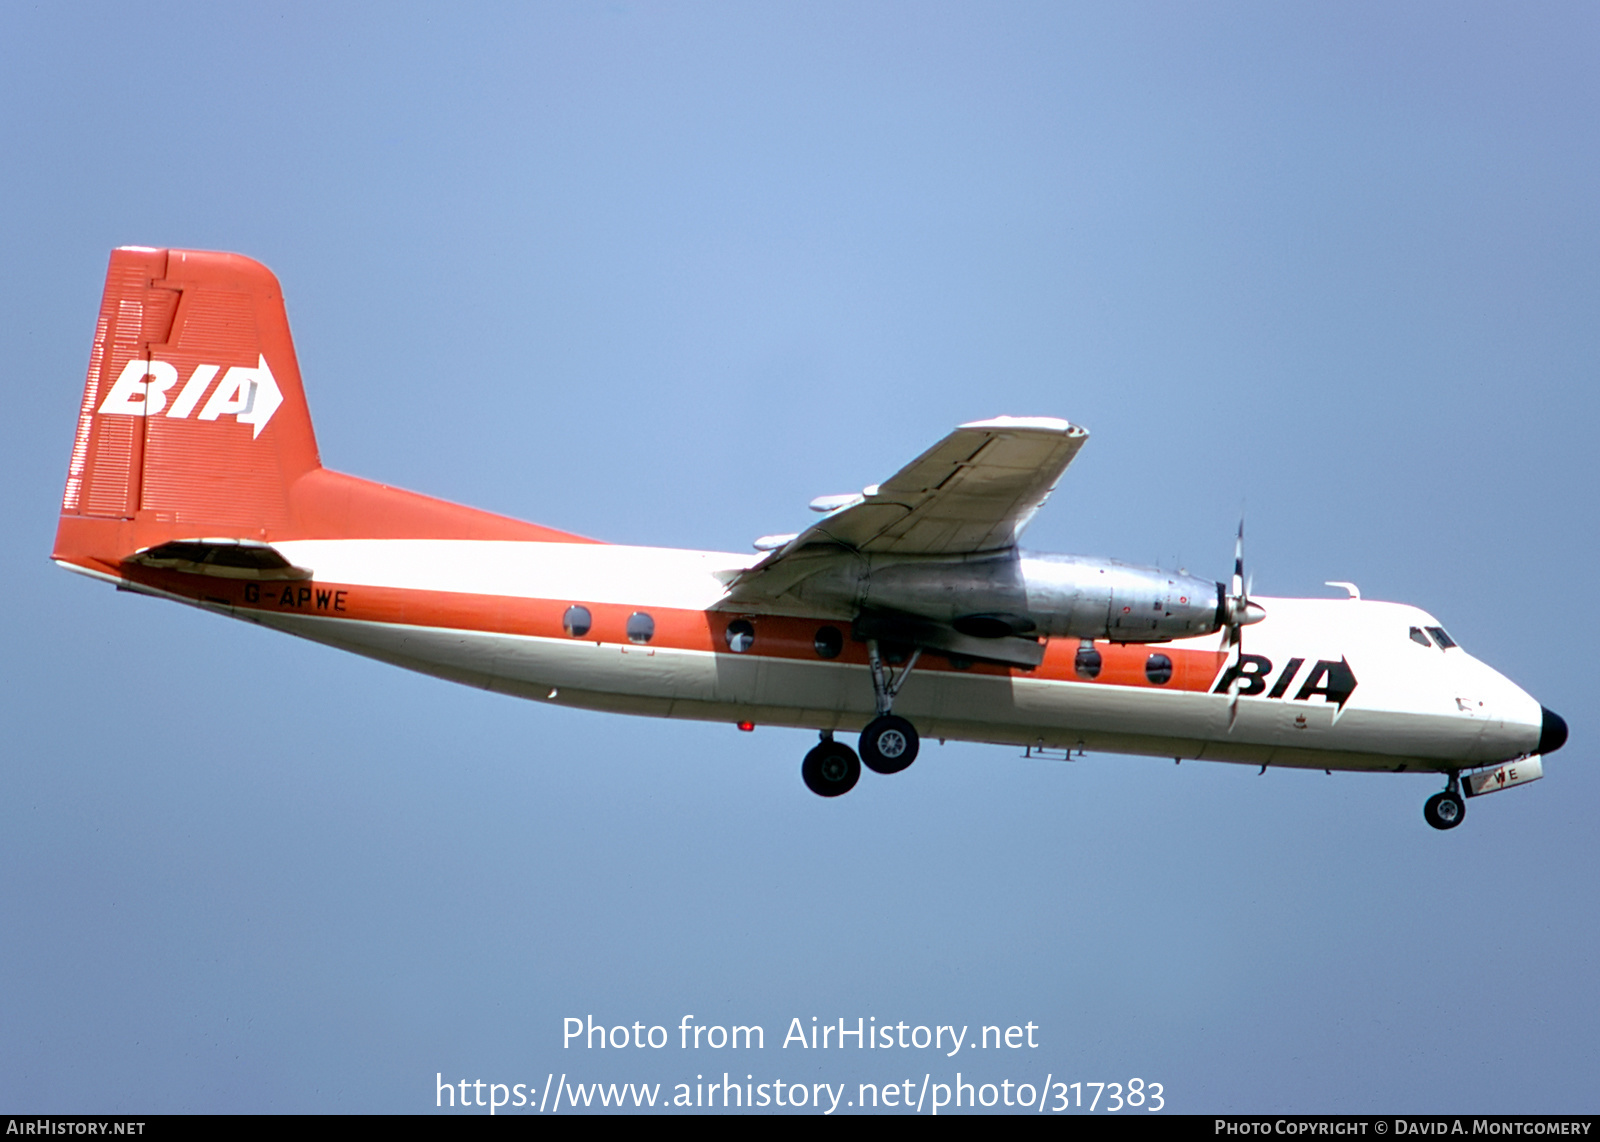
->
626, 612, 655, 644
1075, 643, 1103, 680
1426, 626, 1458, 649
1409, 626, 1432, 647
1145, 653, 1173, 685
563, 605, 592, 638
813, 626, 843, 659
725, 619, 755, 653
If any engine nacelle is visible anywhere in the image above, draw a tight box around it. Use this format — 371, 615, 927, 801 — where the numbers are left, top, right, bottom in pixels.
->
784, 550, 1224, 643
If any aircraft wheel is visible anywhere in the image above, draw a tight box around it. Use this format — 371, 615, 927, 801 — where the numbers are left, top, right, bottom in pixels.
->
802, 740, 860, 797
1423, 790, 1466, 831
860, 714, 920, 775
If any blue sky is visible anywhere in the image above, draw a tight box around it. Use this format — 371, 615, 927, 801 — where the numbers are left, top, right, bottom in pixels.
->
2, 2, 1596, 1113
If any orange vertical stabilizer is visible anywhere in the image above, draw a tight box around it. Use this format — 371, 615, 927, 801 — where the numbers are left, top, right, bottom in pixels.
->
54, 247, 593, 578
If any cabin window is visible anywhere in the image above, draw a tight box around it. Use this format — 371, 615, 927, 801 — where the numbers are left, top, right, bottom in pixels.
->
563, 605, 592, 638
1426, 626, 1458, 649
1075, 644, 1103, 679
947, 654, 974, 670
813, 625, 843, 659
725, 619, 755, 653
1145, 653, 1173, 685
626, 612, 655, 644
1409, 626, 1432, 647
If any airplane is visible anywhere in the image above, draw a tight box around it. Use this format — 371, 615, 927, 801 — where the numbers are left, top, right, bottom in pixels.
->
52, 247, 1568, 830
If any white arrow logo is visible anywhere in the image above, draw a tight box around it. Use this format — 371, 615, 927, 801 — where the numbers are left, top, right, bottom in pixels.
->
236, 355, 283, 439
199, 354, 282, 439
103, 354, 284, 438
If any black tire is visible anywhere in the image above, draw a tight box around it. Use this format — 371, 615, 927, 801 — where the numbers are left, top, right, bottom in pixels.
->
1423, 791, 1466, 831
802, 741, 860, 797
859, 714, 920, 775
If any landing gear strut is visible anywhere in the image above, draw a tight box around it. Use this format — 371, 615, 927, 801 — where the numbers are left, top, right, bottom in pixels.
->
800, 639, 924, 797
802, 732, 860, 797
860, 639, 921, 775
1424, 772, 1466, 831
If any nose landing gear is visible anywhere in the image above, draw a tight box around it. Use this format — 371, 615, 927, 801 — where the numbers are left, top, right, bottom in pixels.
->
1424, 772, 1466, 830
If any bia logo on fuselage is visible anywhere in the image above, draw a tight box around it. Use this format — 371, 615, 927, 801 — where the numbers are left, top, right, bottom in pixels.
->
1212, 654, 1358, 708
98, 355, 282, 439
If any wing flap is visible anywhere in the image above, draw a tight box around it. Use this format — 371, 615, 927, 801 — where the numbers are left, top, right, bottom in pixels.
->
854, 610, 1046, 669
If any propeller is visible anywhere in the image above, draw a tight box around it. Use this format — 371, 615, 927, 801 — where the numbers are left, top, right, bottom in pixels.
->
1222, 520, 1266, 728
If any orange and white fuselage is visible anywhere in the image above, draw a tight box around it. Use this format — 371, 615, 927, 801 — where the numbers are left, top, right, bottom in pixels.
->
68, 539, 1542, 774
52, 248, 1564, 823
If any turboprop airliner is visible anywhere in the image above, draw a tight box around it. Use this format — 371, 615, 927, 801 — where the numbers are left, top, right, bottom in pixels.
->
52, 247, 1568, 829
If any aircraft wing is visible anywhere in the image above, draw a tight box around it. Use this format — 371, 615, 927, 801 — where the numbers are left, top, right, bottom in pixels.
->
722, 416, 1087, 608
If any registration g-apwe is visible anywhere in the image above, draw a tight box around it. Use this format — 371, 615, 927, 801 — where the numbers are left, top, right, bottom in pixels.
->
52, 248, 1569, 828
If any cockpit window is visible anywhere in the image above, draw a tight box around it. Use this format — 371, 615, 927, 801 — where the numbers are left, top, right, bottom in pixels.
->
1409, 626, 1432, 647
1426, 626, 1458, 649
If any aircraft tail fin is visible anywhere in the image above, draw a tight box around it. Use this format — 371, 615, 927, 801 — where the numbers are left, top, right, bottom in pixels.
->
61, 246, 319, 530
55, 247, 590, 577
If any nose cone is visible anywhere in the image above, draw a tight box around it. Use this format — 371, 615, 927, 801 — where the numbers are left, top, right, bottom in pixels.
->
1539, 707, 1569, 756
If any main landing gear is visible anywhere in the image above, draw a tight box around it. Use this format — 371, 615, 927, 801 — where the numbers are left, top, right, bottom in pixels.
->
802, 733, 860, 797
802, 639, 923, 797
1424, 772, 1466, 831
860, 714, 918, 774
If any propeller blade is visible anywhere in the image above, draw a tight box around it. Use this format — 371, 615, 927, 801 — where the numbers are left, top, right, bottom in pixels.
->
1223, 518, 1247, 652
1232, 520, 1245, 602
1223, 518, 1249, 730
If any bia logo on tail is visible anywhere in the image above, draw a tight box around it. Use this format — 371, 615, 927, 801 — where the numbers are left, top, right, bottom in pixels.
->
98, 355, 283, 438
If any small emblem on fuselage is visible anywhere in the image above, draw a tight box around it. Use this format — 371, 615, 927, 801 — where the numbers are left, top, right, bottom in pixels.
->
1212, 654, 1358, 708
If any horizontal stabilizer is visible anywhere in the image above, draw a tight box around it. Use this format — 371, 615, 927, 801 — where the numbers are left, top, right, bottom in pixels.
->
126, 538, 311, 581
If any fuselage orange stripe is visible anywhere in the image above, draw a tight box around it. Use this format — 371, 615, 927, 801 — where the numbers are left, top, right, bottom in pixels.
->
114, 561, 1230, 693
